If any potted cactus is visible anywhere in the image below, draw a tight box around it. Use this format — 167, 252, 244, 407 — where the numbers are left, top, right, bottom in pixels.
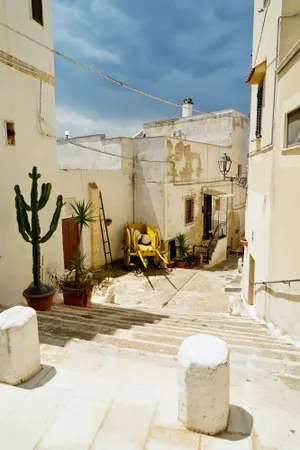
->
14, 167, 63, 311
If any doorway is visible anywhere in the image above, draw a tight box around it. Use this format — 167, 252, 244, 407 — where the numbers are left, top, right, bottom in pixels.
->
248, 254, 255, 305
203, 194, 212, 236
62, 219, 79, 270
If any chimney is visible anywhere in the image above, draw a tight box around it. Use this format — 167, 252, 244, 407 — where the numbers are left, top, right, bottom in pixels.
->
181, 98, 194, 118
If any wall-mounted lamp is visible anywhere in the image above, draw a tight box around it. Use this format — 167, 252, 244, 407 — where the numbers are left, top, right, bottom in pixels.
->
218, 152, 248, 189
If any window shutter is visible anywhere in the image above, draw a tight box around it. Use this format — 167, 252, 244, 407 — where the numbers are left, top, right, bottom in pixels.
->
32, 0, 43, 26
256, 81, 263, 138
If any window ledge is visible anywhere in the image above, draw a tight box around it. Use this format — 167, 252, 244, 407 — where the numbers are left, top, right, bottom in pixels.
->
282, 145, 300, 155
248, 144, 273, 157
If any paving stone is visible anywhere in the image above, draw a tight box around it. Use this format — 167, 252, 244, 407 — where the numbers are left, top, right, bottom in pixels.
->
0, 384, 29, 424
91, 385, 157, 450
146, 425, 200, 449
76, 374, 120, 403
252, 409, 300, 450
35, 398, 110, 449
0, 387, 71, 450
201, 433, 252, 449
153, 393, 184, 430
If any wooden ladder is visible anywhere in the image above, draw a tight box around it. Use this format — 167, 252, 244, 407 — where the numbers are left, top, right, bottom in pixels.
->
99, 191, 113, 269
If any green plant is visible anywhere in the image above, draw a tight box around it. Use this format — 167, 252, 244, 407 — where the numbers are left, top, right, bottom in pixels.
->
14, 167, 63, 291
176, 232, 190, 262
69, 200, 95, 289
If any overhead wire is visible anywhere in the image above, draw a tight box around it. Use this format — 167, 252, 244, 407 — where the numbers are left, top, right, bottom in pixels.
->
0, 46, 239, 190
0, 20, 217, 117
254, 4, 270, 65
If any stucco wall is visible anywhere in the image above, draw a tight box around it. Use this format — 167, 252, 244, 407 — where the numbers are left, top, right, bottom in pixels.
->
134, 136, 246, 252
0, 0, 55, 76
58, 138, 134, 267
243, 0, 300, 339
0, 6, 63, 306
133, 137, 166, 238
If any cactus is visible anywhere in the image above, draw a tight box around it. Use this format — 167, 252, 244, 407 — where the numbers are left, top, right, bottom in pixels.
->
14, 167, 63, 288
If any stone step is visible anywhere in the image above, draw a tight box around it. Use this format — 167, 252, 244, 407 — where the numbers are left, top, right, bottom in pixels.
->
37, 320, 300, 363
46, 304, 268, 330
36, 313, 295, 349
38, 309, 273, 340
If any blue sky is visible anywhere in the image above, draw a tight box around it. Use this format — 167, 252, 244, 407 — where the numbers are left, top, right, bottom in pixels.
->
52, 0, 253, 138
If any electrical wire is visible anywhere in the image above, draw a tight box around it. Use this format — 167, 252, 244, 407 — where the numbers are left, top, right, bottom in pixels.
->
254, 4, 270, 65
1, 56, 238, 190
0, 20, 217, 117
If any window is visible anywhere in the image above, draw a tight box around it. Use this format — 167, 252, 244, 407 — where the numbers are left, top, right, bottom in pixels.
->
237, 164, 242, 177
185, 198, 195, 224
215, 198, 220, 211
287, 107, 300, 148
5, 122, 15, 145
32, 0, 43, 26
256, 81, 264, 138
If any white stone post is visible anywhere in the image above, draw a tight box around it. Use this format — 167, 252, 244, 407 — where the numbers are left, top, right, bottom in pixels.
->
0, 306, 41, 385
178, 334, 230, 435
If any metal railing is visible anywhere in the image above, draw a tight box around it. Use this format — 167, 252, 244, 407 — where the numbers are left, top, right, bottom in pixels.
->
251, 278, 300, 286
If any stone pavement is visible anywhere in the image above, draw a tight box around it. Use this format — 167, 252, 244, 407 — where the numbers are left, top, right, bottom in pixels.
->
1, 262, 300, 449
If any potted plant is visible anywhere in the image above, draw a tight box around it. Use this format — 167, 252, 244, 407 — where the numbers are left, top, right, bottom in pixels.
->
14, 167, 63, 311
61, 200, 96, 307
176, 232, 189, 268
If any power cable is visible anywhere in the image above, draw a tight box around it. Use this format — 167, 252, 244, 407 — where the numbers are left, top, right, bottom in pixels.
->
0, 20, 217, 117
254, 4, 270, 65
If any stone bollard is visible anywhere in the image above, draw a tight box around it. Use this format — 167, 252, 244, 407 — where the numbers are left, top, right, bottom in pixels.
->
178, 334, 230, 435
0, 306, 41, 385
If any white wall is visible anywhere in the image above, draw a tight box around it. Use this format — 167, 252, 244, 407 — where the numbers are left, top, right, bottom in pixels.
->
243, 0, 300, 340
133, 137, 167, 238
58, 138, 134, 267
58, 137, 123, 171
134, 136, 246, 251
0, 0, 63, 306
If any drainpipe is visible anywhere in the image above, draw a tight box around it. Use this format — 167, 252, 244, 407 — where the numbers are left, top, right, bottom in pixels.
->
248, 13, 300, 155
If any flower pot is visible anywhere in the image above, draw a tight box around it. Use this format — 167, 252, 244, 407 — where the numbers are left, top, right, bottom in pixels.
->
105, 219, 112, 227
62, 286, 92, 307
241, 239, 248, 247
177, 261, 186, 268
167, 261, 174, 269
23, 285, 56, 312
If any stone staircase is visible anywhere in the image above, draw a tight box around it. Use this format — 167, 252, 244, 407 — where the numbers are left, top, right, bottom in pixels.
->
35, 303, 300, 367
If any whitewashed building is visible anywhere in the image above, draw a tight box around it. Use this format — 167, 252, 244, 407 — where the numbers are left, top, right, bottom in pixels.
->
58, 104, 248, 269
242, 0, 300, 340
0, 0, 63, 305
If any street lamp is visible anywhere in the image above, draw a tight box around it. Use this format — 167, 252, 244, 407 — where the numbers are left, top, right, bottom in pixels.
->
218, 152, 248, 188
218, 152, 232, 179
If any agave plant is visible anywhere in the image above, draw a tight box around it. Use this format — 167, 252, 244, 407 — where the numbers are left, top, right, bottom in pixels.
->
69, 200, 95, 288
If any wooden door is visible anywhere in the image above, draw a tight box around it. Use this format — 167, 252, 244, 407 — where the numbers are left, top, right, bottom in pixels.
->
203, 194, 212, 235
62, 219, 79, 270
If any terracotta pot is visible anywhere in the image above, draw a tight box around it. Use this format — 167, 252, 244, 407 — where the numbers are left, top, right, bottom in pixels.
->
241, 239, 248, 247
177, 261, 186, 268
105, 219, 112, 227
23, 288, 56, 312
62, 287, 91, 307
167, 261, 174, 269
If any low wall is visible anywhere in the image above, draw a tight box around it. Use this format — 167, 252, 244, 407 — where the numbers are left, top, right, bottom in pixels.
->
206, 237, 228, 268
255, 282, 300, 342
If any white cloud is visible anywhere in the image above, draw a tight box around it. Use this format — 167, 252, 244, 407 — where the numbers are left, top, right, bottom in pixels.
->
56, 106, 141, 138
